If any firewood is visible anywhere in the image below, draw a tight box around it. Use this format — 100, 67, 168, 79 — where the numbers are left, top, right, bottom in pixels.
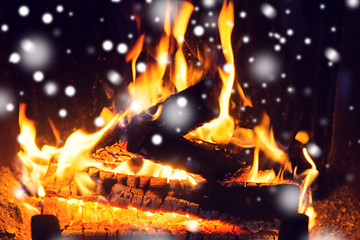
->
126, 78, 220, 155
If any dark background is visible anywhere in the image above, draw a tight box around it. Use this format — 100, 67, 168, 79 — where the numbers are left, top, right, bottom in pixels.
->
0, 0, 359, 199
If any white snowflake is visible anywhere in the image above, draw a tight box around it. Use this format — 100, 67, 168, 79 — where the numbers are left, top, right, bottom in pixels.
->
260, 3, 277, 19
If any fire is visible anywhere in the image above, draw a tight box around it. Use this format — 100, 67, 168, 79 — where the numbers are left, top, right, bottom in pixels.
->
16, 0, 319, 234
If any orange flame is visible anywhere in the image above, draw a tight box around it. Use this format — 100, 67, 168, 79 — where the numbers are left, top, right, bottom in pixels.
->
17, 0, 319, 229
173, 2, 194, 92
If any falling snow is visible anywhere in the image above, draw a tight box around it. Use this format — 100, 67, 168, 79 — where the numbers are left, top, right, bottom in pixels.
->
33, 71, 44, 82
102, 40, 113, 51
42, 13, 53, 24
19, 5, 30, 17
117, 43, 128, 54
107, 70, 122, 85
260, 3, 277, 19
44, 81, 58, 96
151, 134, 163, 145
64, 85, 76, 97
324, 47, 341, 62
193, 25, 205, 36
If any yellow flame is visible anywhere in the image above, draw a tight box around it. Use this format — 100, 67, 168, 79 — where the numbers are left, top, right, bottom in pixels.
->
173, 2, 194, 91
298, 148, 319, 213
295, 131, 310, 144
17, 0, 319, 229
110, 159, 199, 185
185, 1, 236, 144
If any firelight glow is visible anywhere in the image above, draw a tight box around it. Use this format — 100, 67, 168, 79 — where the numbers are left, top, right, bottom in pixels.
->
16, 0, 319, 232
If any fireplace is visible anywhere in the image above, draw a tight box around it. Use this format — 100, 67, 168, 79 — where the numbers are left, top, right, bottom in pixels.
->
1, 0, 360, 239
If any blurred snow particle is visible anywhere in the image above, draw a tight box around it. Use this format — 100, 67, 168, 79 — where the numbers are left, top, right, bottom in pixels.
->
280, 37, 286, 44
304, 38, 311, 45
18, 36, 54, 70
276, 185, 300, 214
136, 62, 147, 73
274, 44, 281, 51
223, 63, 233, 74
33, 71, 44, 82
43, 81, 58, 96
58, 109, 67, 118
128, 33, 133, 39
248, 57, 254, 63
239, 11, 247, 18
14, 188, 26, 200
42, 13, 53, 24
111, 0, 121, 2
86, 46, 96, 55
9, 53, 21, 64
260, 3, 277, 19
117, 43, 128, 54
306, 142, 322, 158
186, 220, 199, 232
250, 53, 279, 82
287, 29, 294, 36
0, 88, 15, 117
107, 70, 122, 85
202, 0, 216, 8
242, 35, 250, 44
68, 12, 74, 17
66, 49, 71, 54
285, 9, 291, 15
94, 117, 105, 127
303, 87, 313, 96
53, 28, 61, 37
177, 97, 188, 108
345, 173, 355, 183
151, 134, 163, 145
319, 117, 329, 126
349, 105, 354, 111
346, 0, 360, 9
102, 40, 113, 51
296, 55, 302, 60
6, 103, 14, 112
1, 24, 9, 32
19, 5, 30, 17
130, 101, 141, 112
324, 47, 340, 63
56, 5, 64, 13
287, 86, 295, 94
194, 25, 205, 36
331, 26, 337, 32
64, 85, 76, 97
320, 3, 326, 10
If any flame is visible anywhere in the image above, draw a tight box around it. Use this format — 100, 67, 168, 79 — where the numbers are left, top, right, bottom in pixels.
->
16, 0, 319, 230
173, 2, 194, 91
18, 103, 58, 196
297, 148, 319, 229
18, 104, 200, 198
110, 159, 199, 185
185, 1, 236, 144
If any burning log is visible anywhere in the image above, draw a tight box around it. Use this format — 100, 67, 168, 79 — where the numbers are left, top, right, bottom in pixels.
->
125, 79, 260, 182
43, 163, 300, 222
126, 78, 220, 154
